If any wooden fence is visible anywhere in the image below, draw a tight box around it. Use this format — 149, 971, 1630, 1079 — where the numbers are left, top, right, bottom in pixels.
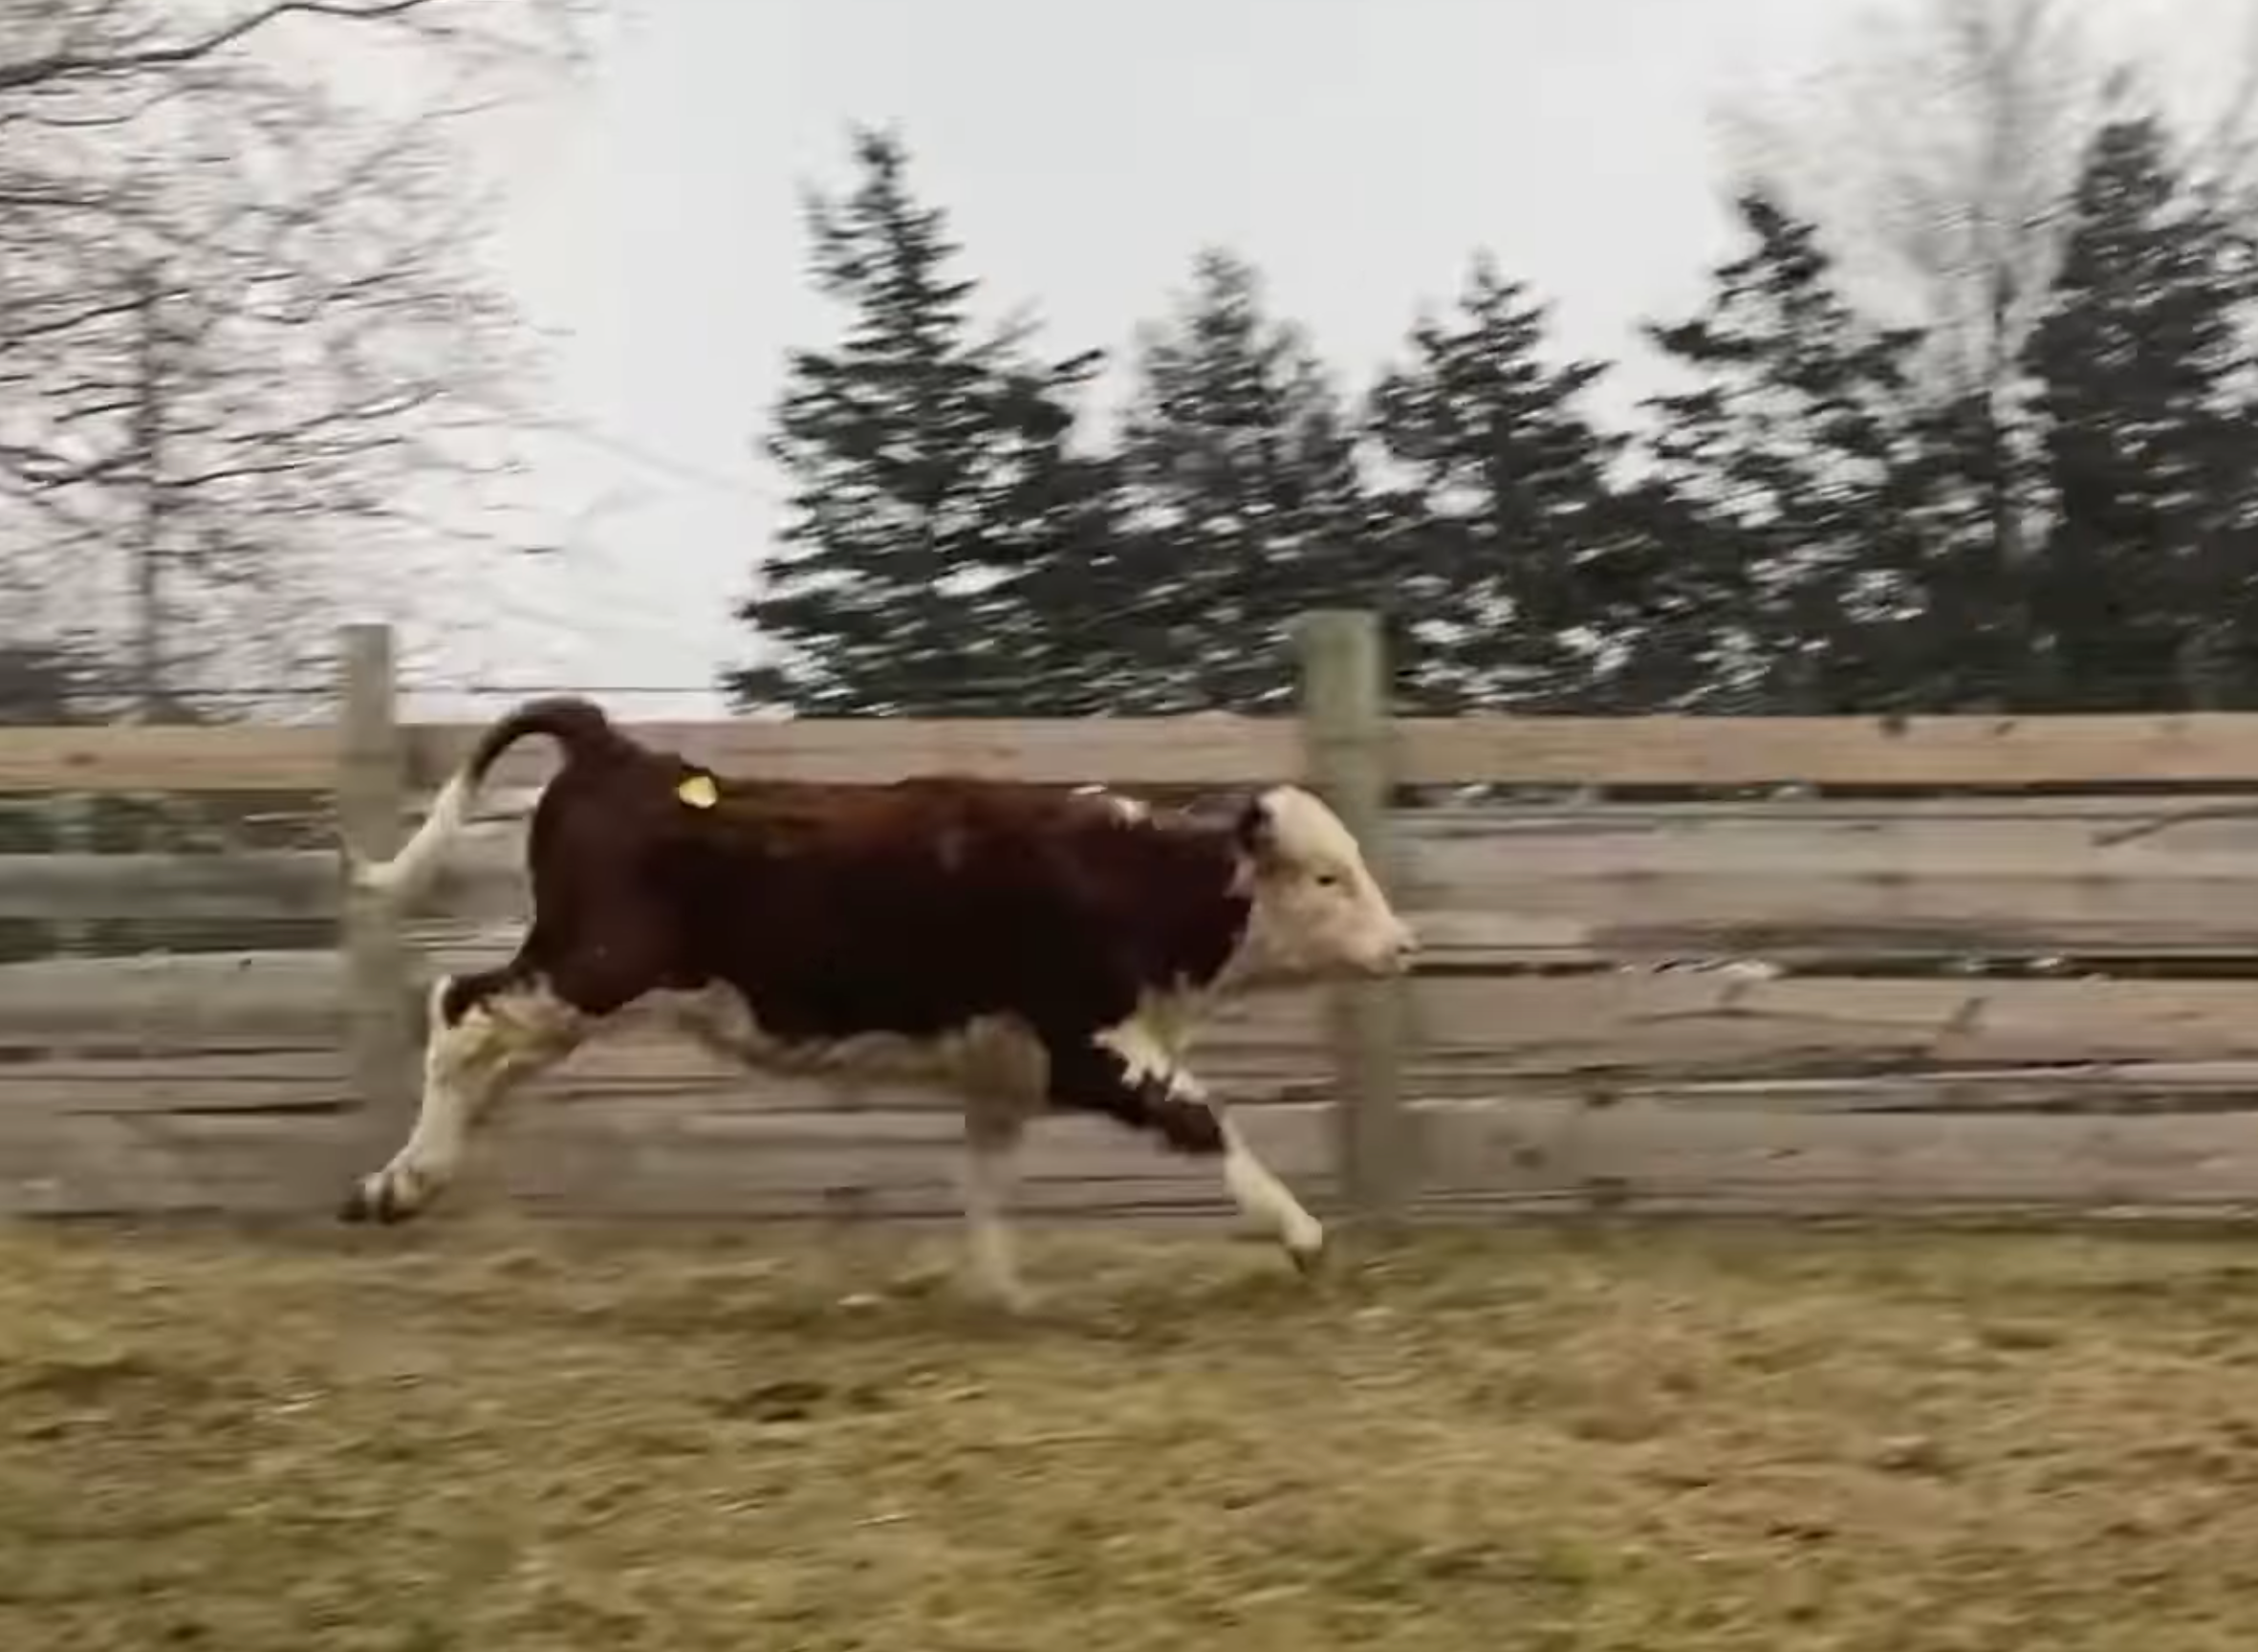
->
13, 611, 2258, 1228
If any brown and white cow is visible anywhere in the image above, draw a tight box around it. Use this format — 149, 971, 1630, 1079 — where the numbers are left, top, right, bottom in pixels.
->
340, 696, 1416, 1307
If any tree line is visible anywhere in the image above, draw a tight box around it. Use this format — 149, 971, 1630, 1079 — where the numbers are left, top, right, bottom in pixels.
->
5, 1, 2250, 728
737, 86, 2258, 718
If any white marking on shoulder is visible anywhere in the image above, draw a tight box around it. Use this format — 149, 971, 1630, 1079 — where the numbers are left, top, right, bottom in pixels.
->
1070, 783, 1151, 823
1092, 996, 1206, 1089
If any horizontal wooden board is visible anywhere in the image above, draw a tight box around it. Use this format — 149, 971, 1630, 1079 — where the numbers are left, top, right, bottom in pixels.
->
0, 851, 344, 922
1410, 1098, 2258, 1216
1400, 712, 2258, 789
0, 717, 1302, 796
15, 710, 2258, 797
23, 963, 2258, 1098
1400, 800, 2258, 959
413, 717, 1304, 792
18, 1096, 2258, 1222
0, 724, 339, 794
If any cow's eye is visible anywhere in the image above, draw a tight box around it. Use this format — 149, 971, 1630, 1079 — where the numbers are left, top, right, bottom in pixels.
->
1314, 873, 1342, 889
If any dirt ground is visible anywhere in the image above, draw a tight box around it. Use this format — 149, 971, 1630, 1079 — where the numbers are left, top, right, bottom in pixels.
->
8, 1216, 2258, 1651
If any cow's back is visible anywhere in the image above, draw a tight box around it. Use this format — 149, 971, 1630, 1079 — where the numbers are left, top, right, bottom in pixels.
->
641, 778, 1233, 1046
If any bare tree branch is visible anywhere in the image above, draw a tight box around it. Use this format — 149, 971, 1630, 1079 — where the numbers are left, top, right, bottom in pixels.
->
0, 2, 460, 94
0, 0, 590, 697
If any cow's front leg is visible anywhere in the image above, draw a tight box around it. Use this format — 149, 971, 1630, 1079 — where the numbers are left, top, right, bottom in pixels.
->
1046, 1022, 1325, 1273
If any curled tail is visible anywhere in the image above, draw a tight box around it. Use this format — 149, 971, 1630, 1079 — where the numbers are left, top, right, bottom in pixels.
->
351, 695, 622, 902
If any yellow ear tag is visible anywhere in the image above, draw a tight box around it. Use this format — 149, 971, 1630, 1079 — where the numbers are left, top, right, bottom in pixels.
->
676, 773, 719, 810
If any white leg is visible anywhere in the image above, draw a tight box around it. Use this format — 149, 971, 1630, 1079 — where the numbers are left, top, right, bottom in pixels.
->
961, 1131, 1033, 1311
342, 977, 578, 1224
1220, 1111, 1325, 1268
1095, 1012, 1324, 1271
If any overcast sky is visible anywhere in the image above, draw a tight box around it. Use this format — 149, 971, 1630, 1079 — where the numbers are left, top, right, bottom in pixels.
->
419, 0, 2252, 719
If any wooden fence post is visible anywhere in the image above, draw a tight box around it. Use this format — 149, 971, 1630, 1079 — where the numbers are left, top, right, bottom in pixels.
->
337, 623, 416, 1128
1295, 608, 1408, 1227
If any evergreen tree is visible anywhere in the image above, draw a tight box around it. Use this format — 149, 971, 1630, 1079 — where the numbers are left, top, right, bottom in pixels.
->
1641, 190, 1976, 710
1107, 250, 1373, 711
725, 127, 1116, 716
0, 643, 94, 726
2022, 109, 2258, 709
1365, 257, 1651, 709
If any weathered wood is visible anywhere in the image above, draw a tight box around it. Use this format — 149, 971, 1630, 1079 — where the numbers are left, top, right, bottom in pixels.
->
0, 846, 527, 925
337, 624, 415, 1127
0, 716, 1297, 797
0, 850, 346, 922
14, 706, 2258, 798
19, 1093, 2258, 1222
412, 715, 1303, 793
1400, 975, 2258, 1082
1299, 611, 1407, 1222
27, 963, 2258, 1100
1409, 1098, 2258, 1215
0, 724, 339, 794
1397, 711, 2258, 790
1400, 800, 2258, 960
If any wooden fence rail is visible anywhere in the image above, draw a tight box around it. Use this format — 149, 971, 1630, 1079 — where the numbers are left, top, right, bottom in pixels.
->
11, 610, 2258, 1226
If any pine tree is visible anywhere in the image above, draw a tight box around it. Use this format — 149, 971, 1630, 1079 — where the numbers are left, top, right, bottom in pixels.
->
0, 643, 93, 726
1106, 250, 1373, 712
1366, 257, 1651, 709
1641, 190, 1969, 710
725, 128, 1115, 716
2022, 110, 2258, 709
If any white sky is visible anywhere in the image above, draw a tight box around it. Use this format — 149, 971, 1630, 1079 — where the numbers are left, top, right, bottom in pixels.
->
401, 0, 2256, 720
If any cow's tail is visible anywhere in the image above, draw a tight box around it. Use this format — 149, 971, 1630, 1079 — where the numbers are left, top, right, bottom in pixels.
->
351, 696, 622, 902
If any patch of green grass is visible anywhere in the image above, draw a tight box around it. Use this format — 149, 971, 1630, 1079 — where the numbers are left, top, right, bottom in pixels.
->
7, 1217, 2258, 1649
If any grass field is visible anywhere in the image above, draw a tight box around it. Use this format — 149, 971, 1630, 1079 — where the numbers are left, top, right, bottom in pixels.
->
9, 1216, 2258, 1651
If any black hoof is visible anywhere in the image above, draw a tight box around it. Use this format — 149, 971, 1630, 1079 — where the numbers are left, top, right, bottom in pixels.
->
338, 1178, 410, 1226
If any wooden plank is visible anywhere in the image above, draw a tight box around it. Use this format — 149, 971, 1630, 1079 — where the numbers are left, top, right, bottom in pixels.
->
0, 1052, 352, 1116
0, 1104, 1327, 1220
24, 960, 2258, 1096
1399, 976, 2258, 1082
0, 724, 340, 794
411, 717, 1300, 792
0, 851, 343, 922
1396, 711, 2258, 790
20, 1093, 2258, 1221
1412, 1098, 2258, 1215
10, 706, 2258, 799
1403, 807, 2258, 958
0, 848, 525, 924
0, 716, 1300, 796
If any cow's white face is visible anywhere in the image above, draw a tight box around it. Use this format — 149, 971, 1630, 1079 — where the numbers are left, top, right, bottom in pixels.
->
1227, 785, 1418, 987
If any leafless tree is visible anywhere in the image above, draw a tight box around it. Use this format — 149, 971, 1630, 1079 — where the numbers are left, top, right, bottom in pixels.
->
1710, 0, 2108, 676
0, 0, 592, 713
1722, 0, 2096, 402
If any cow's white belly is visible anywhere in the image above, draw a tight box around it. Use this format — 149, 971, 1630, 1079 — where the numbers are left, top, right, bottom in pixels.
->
631, 983, 1052, 1103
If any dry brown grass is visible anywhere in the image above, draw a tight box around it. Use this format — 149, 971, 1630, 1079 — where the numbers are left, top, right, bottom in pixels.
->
9, 1215, 2258, 1650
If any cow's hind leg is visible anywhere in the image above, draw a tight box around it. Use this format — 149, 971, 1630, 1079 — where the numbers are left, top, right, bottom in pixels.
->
340, 968, 585, 1225
960, 1106, 1033, 1312
1049, 1026, 1325, 1273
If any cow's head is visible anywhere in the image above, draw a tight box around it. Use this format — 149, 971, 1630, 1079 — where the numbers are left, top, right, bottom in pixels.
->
1222, 785, 1418, 987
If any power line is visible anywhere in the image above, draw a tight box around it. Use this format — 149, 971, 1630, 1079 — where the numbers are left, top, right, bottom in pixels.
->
539, 421, 770, 505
